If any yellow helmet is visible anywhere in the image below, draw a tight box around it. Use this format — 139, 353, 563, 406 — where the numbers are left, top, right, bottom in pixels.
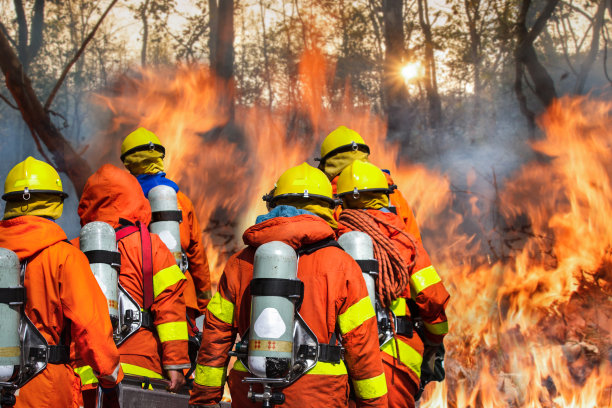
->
120, 127, 165, 161
318, 126, 370, 164
337, 160, 394, 198
2, 157, 68, 201
264, 163, 335, 207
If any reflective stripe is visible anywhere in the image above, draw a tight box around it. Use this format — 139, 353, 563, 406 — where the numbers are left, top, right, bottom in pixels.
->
352, 372, 387, 400
411, 266, 441, 294
157, 321, 189, 342
207, 292, 235, 325
194, 364, 226, 387
121, 362, 163, 379
338, 296, 375, 335
424, 320, 449, 335
75, 366, 98, 385
306, 360, 347, 376
153, 265, 186, 298
381, 338, 422, 378
232, 360, 248, 372
389, 298, 407, 316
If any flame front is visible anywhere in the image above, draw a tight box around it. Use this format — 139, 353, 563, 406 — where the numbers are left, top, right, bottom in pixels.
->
87, 51, 612, 406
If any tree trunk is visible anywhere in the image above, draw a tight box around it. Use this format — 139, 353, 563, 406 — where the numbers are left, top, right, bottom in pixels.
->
382, 0, 410, 139
514, 0, 559, 122
208, 0, 218, 68
141, 0, 151, 67
417, 0, 442, 126
0, 29, 92, 195
464, 0, 482, 96
211, 0, 234, 80
209, 0, 235, 121
574, 0, 606, 94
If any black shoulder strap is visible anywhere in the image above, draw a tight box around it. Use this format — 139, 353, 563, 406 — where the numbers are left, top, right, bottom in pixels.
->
296, 237, 343, 256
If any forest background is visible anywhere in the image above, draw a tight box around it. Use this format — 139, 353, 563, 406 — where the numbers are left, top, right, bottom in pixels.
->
0, 1, 611, 406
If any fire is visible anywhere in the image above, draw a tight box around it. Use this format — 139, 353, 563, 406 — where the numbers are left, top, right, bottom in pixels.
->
86, 49, 612, 406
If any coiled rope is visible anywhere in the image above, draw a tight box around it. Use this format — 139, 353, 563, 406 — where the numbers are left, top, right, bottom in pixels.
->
339, 209, 418, 308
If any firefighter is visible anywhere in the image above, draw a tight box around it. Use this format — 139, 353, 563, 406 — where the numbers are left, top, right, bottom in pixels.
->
189, 163, 388, 408
0, 157, 123, 407
121, 127, 212, 328
317, 125, 422, 241
74, 164, 189, 403
336, 160, 450, 408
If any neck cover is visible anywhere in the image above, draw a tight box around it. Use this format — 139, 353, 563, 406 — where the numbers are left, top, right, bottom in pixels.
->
3, 193, 63, 220
136, 173, 179, 197
123, 150, 165, 175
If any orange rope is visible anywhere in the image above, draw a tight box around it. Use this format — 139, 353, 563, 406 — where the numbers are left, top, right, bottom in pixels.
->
339, 209, 418, 308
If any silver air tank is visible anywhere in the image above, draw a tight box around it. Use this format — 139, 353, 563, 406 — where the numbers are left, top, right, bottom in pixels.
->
148, 185, 183, 267
338, 231, 378, 310
80, 222, 120, 328
249, 241, 297, 378
0, 248, 20, 381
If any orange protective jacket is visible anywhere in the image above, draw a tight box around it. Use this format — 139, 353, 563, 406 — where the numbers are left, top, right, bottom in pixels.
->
189, 213, 388, 407
177, 191, 212, 314
338, 209, 449, 408
332, 172, 422, 242
0, 216, 122, 408
76, 164, 189, 382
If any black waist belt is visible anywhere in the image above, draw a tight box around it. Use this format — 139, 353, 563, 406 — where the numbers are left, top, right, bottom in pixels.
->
395, 316, 413, 337
29, 345, 70, 364
297, 343, 344, 363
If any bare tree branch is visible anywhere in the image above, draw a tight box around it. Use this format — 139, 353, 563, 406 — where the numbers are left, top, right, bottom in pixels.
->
44, 0, 119, 110
0, 92, 19, 110
0, 21, 17, 49
0, 27, 92, 194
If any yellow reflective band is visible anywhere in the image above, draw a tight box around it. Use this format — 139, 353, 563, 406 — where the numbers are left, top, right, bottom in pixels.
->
352, 372, 387, 400
411, 266, 441, 294
153, 265, 186, 298
207, 292, 235, 325
389, 298, 407, 317
157, 321, 189, 342
338, 296, 375, 335
121, 362, 163, 379
381, 338, 422, 378
424, 321, 449, 335
306, 360, 348, 376
194, 364, 226, 387
232, 360, 248, 372
75, 366, 98, 385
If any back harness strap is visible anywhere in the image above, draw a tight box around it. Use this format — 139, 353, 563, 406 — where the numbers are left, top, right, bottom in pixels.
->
115, 222, 154, 310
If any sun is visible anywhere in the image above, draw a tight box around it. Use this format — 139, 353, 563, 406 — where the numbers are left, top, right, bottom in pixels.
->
401, 62, 421, 82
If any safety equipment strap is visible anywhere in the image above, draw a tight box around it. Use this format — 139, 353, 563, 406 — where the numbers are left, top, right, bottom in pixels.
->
0, 287, 26, 304
250, 278, 304, 300
355, 259, 379, 273
296, 343, 344, 363
83, 250, 121, 270
296, 237, 342, 256
115, 222, 154, 310
151, 210, 182, 223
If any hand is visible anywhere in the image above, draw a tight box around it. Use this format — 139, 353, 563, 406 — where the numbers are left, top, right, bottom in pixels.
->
166, 369, 186, 392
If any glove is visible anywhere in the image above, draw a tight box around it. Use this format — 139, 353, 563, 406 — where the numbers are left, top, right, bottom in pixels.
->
421, 344, 445, 383
100, 383, 122, 408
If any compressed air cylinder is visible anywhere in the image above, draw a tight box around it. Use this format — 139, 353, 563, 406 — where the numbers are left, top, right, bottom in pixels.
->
0, 248, 21, 381
148, 185, 183, 266
248, 241, 297, 378
338, 231, 377, 310
80, 222, 120, 328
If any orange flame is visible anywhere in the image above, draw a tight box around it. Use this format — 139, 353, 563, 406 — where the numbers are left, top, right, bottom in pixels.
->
87, 48, 612, 406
